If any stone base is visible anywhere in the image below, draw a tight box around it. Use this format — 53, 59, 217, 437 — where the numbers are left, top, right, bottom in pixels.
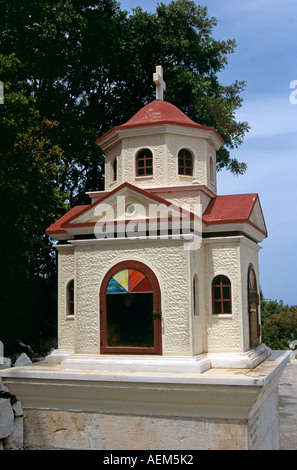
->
45, 343, 272, 372
0, 350, 291, 450
21, 398, 275, 450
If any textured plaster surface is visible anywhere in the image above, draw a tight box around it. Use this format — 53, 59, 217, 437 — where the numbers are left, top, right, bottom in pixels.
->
58, 247, 75, 350
203, 241, 242, 352
73, 240, 191, 355
240, 242, 261, 351
104, 132, 217, 192
58, 237, 262, 355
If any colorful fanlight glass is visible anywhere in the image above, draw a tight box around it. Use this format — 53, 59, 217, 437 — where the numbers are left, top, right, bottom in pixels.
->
106, 269, 152, 294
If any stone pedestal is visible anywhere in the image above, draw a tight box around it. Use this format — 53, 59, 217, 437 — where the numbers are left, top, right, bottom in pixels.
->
0, 350, 290, 450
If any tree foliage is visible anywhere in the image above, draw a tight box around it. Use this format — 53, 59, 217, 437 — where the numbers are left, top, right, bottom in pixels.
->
1, 0, 249, 205
0, 53, 67, 353
261, 298, 297, 351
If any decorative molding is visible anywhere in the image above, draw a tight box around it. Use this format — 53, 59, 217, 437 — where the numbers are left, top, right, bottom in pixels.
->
1, 351, 291, 420
99, 123, 223, 152
202, 235, 262, 251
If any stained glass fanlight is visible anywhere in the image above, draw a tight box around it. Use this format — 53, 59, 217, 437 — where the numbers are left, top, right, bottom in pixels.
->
106, 269, 153, 294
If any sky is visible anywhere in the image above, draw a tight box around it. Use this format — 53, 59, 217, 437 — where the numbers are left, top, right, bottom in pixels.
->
119, 0, 297, 306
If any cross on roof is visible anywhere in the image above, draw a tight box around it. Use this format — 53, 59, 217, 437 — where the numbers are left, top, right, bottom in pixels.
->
153, 66, 166, 101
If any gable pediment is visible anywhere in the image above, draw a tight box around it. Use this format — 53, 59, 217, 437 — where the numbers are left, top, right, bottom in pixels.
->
60, 183, 187, 235
248, 197, 267, 235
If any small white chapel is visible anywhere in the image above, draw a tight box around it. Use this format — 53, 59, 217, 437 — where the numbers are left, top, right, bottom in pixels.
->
46, 65, 269, 368
1, 67, 291, 451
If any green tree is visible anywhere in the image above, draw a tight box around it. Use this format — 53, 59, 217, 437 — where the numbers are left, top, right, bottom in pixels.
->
1, 0, 249, 206
261, 298, 297, 350
0, 53, 67, 354
117, 1, 249, 175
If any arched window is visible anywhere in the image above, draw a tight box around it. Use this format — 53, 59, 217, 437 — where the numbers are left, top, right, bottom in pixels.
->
193, 274, 199, 316
178, 149, 193, 176
100, 261, 162, 355
212, 275, 232, 314
113, 157, 117, 181
136, 149, 153, 176
209, 156, 214, 182
67, 279, 74, 316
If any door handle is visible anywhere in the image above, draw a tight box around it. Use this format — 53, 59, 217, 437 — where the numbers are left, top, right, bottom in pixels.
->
153, 311, 162, 319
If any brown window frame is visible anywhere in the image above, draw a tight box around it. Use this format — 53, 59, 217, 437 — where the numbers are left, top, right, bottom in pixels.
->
136, 149, 153, 177
212, 275, 232, 315
178, 149, 193, 176
67, 279, 74, 316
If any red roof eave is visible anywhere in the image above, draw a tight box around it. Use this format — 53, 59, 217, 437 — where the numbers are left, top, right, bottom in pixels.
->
202, 193, 268, 237
45, 205, 89, 235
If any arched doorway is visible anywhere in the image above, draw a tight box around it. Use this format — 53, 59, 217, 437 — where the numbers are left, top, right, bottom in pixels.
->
248, 264, 260, 349
100, 261, 162, 355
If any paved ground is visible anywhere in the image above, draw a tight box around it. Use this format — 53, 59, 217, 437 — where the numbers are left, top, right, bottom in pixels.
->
279, 361, 297, 450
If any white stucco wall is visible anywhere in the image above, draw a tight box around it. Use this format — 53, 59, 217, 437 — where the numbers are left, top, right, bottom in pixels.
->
239, 240, 262, 351
105, 141, 122, 190
203, 238, 243, 353
57, 236, 262, 356
203, 237, 261, 353
190, 246, 206, 355
69, 239, 196, 356
56, 245, 75, 350
104, 132, 217, 193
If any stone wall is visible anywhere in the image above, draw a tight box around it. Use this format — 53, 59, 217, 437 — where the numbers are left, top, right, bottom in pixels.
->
0, 378, 23, 450
0, 353, 32, 450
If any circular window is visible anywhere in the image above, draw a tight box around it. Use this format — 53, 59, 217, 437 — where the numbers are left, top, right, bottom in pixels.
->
125, 204, 135, 216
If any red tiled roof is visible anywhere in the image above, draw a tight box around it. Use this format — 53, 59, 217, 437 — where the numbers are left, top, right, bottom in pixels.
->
46, 188, 267, 238
96, 100, 224, 145
202, 193, 261, 225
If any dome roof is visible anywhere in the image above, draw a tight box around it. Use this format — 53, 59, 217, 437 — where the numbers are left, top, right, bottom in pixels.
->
96, 100, 224, 147
120, 100, 205, 130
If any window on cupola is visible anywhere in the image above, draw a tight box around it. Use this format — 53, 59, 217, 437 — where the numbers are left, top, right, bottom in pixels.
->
178, 149, 193, 176
113, 157, 117, 181
209, 156, 214, 182
136, 149, 153, 176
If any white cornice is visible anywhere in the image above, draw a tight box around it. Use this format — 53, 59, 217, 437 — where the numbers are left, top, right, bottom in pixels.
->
203, 221, 266, 243
98, 123, 223, 151
203, 235, 262, 251
69, 236, 188, 247
86, 184, 216, 203
55, 244, 74, 251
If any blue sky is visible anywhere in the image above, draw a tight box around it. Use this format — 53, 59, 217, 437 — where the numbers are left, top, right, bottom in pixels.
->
120, 0, 297, 306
